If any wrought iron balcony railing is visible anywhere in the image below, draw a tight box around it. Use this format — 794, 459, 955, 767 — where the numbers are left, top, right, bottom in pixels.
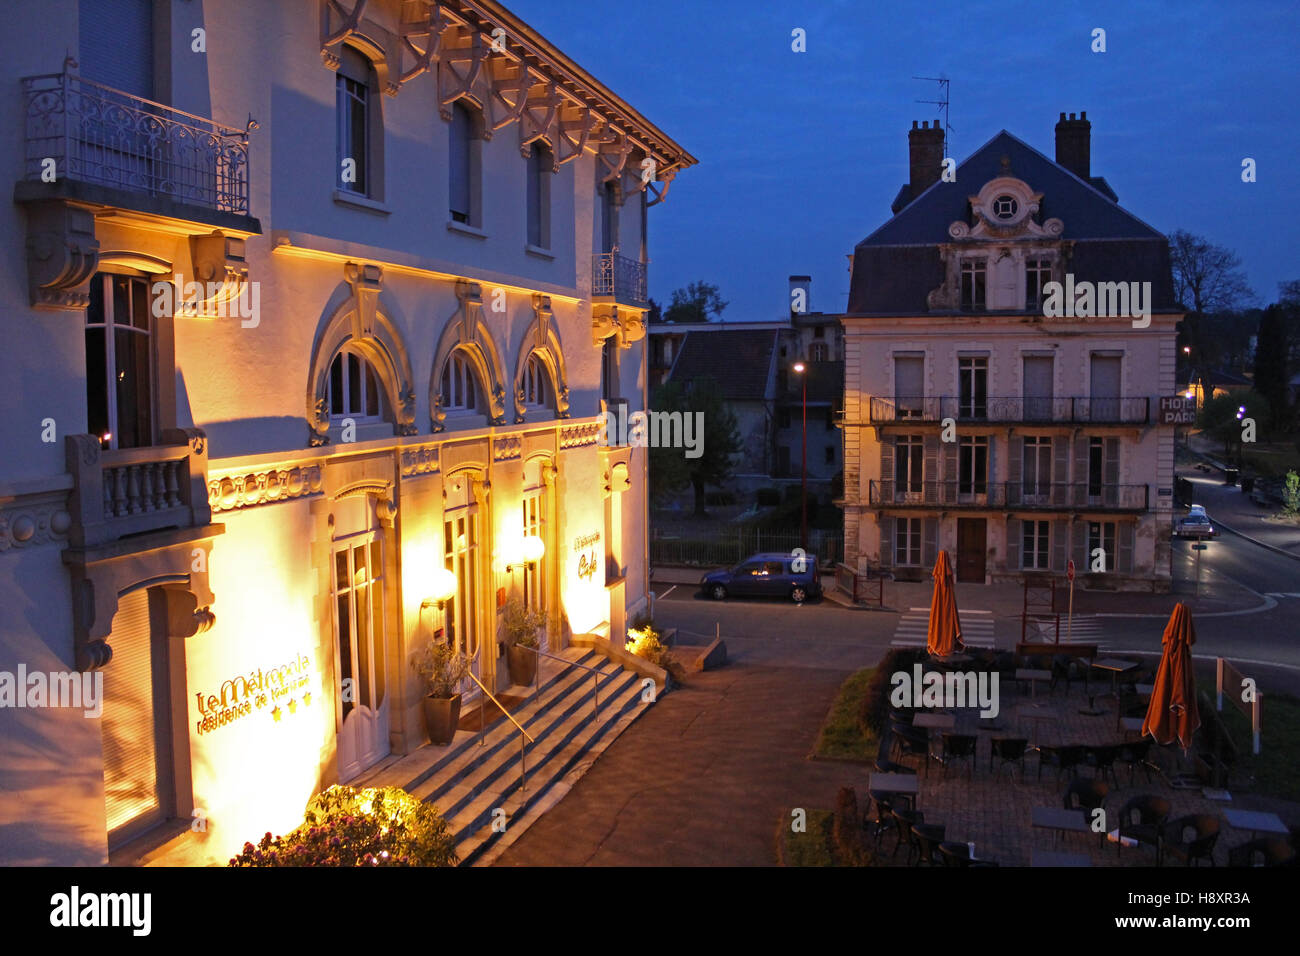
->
869, 480, 1149, 511
22, 65, 251, 214
866, 395, 1151, 426
592, 253, 647, 306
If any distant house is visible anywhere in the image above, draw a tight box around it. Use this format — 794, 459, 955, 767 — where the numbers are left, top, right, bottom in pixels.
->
649, 278, 844, 500
839, 113, 1183, 589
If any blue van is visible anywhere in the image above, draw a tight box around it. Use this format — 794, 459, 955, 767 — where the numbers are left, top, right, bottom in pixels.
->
700, 552, 822, 603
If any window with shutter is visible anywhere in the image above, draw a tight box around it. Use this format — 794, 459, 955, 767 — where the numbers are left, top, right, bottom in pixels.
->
1006, 518, 1021, 569
527, 142, 552, 248
79, 0, 154, 100
450, 103, 482, 225
1053, 436, 1070, 506
923, 518, 939, 565
1052, 519, 1069, 571
102, 587, 171, 847
878, 517, 894, 567
1118, 521, 1135, 572
879, 439, 894, 503
893, 355, 925, 419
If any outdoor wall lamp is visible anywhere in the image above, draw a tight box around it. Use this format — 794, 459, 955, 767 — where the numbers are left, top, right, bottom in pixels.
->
421, 566, 458, 611
506, 535, 545, 572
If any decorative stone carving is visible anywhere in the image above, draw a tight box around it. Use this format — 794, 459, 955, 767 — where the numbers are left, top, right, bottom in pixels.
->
494, 436, 522, 461
306, 264, 418, 444
947, 176, 1065, 241
23, 199, 99, 311
513, 294, 570, 422
320, 0, 401, 95
560, 422, 602, 449
0, 491, 73, 552
400, 444, 440, 477
345, 260, 383, 339
518, 81, 561, 162
208, 464, 325, 514
185, 231, 248, 312
591, 305, 620, 347
436, 24, 484, 122
430, 280, 508, 431
397, 0, 449, 85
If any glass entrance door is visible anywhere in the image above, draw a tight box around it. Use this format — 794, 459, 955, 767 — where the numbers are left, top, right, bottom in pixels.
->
444, 508, 482, 699
332, 530, 390, 780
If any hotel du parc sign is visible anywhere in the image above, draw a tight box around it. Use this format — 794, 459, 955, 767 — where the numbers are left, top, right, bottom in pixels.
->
193, 652, 315, 735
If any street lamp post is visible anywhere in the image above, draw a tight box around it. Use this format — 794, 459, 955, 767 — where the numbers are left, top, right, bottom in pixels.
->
793, 360, 807, 551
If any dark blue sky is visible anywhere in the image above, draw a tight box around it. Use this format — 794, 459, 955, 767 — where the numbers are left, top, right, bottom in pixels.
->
511, 0, 1300, 319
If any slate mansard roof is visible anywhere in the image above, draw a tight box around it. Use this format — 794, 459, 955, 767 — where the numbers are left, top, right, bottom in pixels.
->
665, 328, 778, 401
847, 130, 1178, 316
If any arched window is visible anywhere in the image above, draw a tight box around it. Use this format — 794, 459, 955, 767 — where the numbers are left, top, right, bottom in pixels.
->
336, 47, 380, 197
328, 346, 386, 421
441, 351, 479, 412
522, 353, 549, 409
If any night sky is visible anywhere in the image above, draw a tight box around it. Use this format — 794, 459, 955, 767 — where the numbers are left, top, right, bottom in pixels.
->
509, 0, 1300, 320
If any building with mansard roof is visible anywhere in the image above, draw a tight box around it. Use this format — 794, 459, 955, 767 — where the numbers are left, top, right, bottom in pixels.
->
838, 114, 1181, 589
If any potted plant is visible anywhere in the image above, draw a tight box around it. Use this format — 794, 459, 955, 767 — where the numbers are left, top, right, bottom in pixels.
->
502, 597, 546, 685
410, 639, 470, 746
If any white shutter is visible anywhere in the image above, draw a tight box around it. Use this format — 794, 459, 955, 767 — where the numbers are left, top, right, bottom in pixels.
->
879, 438, 894, 503
878, 517, 894, 567
1006, 518, 1022, 570
102, 587, 163, 837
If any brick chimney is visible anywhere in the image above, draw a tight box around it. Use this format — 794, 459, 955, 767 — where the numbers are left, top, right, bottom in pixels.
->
908, 120, 945, 199
1055, 111, 1091, 180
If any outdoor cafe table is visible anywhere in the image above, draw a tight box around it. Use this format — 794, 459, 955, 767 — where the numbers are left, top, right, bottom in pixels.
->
912, 713, 956, 730
1091, 658, 1139, 698
1017, 703, 1056, 747
1032, 807, 1091, 844
1031, 849, 1092, 867
870, 772, 920, 797
1223, 809, 1289, 838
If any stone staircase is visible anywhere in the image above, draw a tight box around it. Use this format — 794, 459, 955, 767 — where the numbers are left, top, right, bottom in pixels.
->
356, 645, 655, 866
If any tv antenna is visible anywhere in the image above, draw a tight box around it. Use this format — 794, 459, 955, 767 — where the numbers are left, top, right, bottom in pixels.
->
913, 75, 952, 155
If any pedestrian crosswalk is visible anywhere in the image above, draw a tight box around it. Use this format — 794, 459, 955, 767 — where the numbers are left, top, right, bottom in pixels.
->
891, 607, 996, 648
1027, 613, 1107, 645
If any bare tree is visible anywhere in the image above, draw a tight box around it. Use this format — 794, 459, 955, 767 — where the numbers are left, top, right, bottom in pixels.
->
1169, 230, 1254, 376
1169, 229, 1254, 314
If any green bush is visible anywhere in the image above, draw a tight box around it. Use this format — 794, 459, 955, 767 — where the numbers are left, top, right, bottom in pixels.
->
859, 648, 926, 736
229, 785, 458, 867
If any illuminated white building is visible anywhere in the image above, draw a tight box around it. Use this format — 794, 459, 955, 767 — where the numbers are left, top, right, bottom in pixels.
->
0, 0, 692, 865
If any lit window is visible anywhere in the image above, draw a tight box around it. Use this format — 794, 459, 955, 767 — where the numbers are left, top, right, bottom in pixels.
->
441, 351, 479, 411
86, 273, 155, 449
522, 353, 549, 409
328, 347, 385, 421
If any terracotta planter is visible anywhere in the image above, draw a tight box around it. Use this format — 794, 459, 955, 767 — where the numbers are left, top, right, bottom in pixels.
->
507, 644, 538, 686
422, 693, 462, 746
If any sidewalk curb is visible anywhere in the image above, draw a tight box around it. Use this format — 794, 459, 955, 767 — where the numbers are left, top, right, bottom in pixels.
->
1212, 516, 1300, 564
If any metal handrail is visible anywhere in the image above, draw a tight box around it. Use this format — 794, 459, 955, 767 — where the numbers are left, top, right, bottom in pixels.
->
464, 670, 534, 792
515, 644, 602, 717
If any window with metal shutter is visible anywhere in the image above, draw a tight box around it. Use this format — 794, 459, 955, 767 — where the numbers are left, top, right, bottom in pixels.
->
79, 0, 154, 99
102, 587, 166, 843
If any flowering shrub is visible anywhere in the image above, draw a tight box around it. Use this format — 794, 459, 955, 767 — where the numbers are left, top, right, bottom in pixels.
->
626, 625, 672, 669
229, 785, 458, 867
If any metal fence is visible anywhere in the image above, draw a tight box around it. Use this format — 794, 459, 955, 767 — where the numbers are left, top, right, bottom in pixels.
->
23, 66, 251, 214
650, 528, 843, 569
592, 253, 647, 305
865, 395, 1151, 425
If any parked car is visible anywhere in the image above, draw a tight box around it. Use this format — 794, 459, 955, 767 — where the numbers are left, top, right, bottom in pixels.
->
700, 552, 822, 603
1174, 505, 1219, 539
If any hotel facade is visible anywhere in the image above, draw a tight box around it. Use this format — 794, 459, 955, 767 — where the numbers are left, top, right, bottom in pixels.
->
840, 115, 1182, 590
0, 0, 693, 865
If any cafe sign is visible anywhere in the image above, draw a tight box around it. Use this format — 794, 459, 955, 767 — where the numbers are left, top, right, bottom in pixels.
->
573, 532, 601, 581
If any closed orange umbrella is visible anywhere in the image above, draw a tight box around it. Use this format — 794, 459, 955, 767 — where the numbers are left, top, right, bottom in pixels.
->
1142, 603, 1201, 748
927, 550, 964, 656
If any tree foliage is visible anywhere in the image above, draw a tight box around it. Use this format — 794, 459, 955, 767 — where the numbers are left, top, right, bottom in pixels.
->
648, 376, 741, 514
1198, 391, 1271, 454
1170, 230, 1255, 373
1254, 304, 1291, 428
663, 280, 728, 323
